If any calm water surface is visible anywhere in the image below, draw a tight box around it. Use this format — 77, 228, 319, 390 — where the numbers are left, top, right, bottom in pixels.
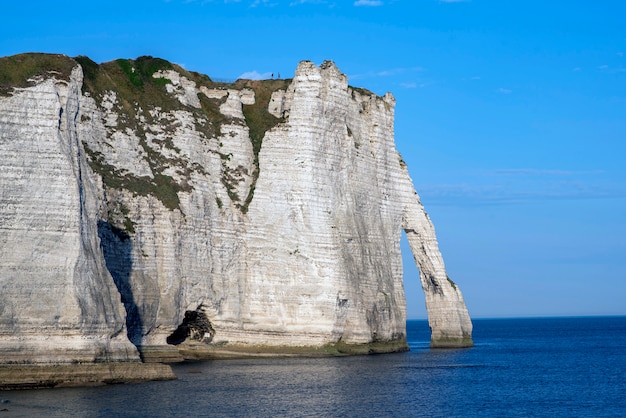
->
2, 317, 625, 417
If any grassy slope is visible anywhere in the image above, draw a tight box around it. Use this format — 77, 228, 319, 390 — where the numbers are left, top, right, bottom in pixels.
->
0, 53, 76, 96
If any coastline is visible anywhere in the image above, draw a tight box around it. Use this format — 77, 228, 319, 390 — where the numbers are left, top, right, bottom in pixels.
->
0, 338, 409, 389
176, 337, 410, 360
0, 363, 175, 390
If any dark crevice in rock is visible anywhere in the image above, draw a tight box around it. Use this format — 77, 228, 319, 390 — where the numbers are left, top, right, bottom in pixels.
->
425, 272, 444, 296
97, 220, 143, 346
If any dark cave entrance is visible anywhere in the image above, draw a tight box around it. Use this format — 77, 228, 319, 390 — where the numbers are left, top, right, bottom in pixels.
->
166, 306, 215, 345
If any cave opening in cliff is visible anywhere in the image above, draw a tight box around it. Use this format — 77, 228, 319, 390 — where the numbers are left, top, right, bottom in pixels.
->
166, 306, 215, 345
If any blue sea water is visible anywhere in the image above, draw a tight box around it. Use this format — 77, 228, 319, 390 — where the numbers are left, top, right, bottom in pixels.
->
2, 317, 625, 417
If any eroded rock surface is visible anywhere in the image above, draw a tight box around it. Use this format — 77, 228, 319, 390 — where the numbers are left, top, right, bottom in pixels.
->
0, 57, 139, 364
0, 53, 472, 367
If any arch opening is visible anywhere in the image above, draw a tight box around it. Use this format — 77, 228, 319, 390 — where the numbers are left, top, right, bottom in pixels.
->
400, 230, 432, 348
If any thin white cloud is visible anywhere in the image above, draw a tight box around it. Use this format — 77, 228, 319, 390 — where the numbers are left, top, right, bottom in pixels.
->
238, 70, 273, 80
172, 0, 242, 4
401, 81, 434, 88
490, 168, 606, 177
251, 0, 277, 6
350, 66, 423, 80
381, 67, 423, 76
418, 183, 624, 206
414, 168, 620, 206
598, 64, 626, 74
354, 0, 383, 6
290, 0, 328, 4
497, 88, 512, 94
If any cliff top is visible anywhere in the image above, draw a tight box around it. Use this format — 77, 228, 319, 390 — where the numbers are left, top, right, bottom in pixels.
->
0, 53, 378, 99
0, 53, 384, 214
0, 53, 76, 96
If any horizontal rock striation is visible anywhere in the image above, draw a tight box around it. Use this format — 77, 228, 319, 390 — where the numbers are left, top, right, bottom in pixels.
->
0, 57, 140, 365
0, 53, 472, 376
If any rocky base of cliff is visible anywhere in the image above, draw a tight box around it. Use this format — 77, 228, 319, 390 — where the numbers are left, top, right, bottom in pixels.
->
0, 363, 176, 390
430, 337, 474, 349
175, 338, 409, 360
137, 345, 185, 363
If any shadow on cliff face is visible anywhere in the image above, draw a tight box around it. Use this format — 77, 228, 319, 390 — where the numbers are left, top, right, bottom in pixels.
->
97, 220, 143, 347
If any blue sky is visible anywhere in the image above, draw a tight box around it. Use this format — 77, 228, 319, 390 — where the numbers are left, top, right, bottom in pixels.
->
2, 0, 625, 318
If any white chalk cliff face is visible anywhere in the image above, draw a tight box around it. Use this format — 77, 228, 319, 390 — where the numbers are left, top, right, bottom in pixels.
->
0, 54, 472, 364
0, 62, 139, 363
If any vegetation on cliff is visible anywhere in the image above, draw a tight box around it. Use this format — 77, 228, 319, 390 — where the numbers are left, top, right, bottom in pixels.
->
76, 55, 289, 218
0, 53, 76, 96
233, 78, 289, 212
1, 53, 291, 218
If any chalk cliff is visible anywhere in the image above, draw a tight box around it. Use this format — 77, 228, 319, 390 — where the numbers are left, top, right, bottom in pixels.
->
0, 53, 472, 370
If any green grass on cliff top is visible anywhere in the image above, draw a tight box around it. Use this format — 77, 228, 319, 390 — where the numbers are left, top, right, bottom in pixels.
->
0, 53, 307, 217
0, 53, 76, 96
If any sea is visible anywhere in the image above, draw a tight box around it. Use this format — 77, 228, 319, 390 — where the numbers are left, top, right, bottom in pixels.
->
2, 316, 625, 417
